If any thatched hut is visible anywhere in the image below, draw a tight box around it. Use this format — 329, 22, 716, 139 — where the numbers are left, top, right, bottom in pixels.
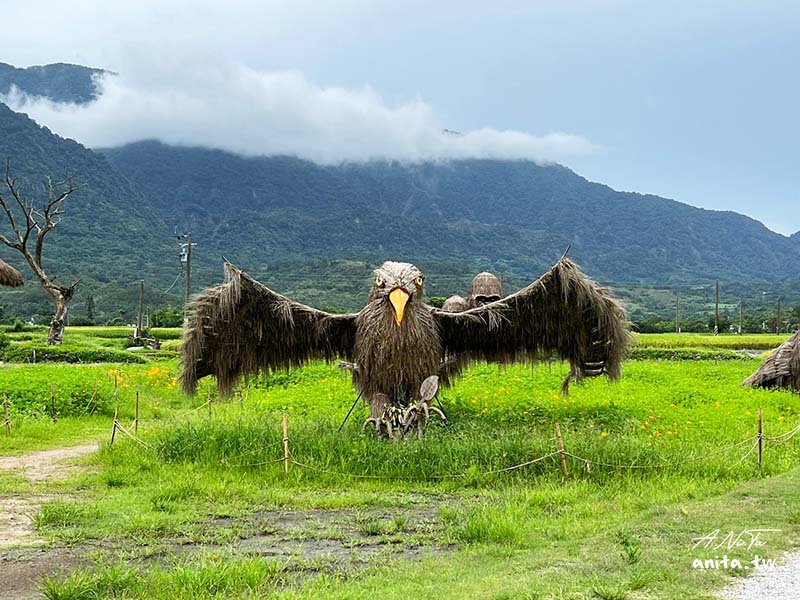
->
442, 295, 468, 312
467, 272, 503, 308
0, 259, 23, 287
743, 329, 800, 393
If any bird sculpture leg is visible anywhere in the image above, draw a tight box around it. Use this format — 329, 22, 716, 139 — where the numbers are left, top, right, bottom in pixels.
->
401, 398, 446, 438
362, 393, 404, 441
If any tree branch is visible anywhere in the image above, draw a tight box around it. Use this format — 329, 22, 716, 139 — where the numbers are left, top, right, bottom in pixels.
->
34, 176, 75, 267
0, 163, 24, 246
0, 232, 18, 249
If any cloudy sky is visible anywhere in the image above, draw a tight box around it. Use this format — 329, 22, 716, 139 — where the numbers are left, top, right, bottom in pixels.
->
1, 0, 798, 234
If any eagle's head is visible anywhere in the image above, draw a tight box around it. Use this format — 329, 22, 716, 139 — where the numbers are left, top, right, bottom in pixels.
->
369, 261, 425, 326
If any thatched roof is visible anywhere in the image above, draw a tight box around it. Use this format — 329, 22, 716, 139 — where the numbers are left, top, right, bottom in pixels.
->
743, 329, 800, 393
0, 259, 23, 287
442, 295, 468, 312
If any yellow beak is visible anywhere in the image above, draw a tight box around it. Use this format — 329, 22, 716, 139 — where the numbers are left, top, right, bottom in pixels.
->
389, 288, 410, 326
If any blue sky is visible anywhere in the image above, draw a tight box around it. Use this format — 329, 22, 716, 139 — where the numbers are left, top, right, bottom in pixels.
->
2, 1, 798, 234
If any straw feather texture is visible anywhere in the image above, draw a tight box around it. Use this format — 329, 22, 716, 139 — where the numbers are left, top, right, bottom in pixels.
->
442, 295, 468, 312
434, 258, 631, 393
180, 263, 357, 396
181, 258, 631, 399
467, 271, 503, 307
742, 329, 800, 393
0, 259, 23, 287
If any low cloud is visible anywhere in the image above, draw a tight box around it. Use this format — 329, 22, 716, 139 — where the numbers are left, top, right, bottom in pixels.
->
2, 61, 600, 165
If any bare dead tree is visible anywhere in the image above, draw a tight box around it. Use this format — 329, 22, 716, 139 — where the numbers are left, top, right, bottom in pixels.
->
0, 162, 79, 345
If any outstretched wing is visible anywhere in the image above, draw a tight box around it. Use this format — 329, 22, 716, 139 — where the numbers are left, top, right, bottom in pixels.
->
743, 329, 800, 392
434, 258, 631, 391
0, 259, 23, 287
180, 263, 358, 395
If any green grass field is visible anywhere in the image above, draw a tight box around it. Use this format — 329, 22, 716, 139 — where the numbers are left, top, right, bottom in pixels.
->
634, 333, 790, 350
0, 327, 798, 599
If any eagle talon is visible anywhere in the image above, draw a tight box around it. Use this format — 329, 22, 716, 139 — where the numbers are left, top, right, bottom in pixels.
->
400, 400, 446, 437
362, 417, 380, 432
362, 414, 400, 441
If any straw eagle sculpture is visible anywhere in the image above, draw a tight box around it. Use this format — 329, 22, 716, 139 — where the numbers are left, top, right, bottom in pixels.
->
743, 329, 800, 394
181, 258, 631, 437
0, 259, 23, 287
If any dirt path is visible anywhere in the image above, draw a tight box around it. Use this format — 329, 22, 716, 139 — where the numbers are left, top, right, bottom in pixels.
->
721, 552, 800, 600
0, 444, 100, 598
0, 445, 98, 483
0, 444, 99, 549
0, 546, 90, 600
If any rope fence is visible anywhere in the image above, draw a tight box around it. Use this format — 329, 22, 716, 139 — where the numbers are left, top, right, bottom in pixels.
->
7, 374, 800, 480
7, 375, 796, 480
104, 406, 800, 482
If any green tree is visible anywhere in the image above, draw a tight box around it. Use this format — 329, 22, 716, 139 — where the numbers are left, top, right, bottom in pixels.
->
788, 304, 800, 331
152, 305, 183, 327
427, 296, 446, 308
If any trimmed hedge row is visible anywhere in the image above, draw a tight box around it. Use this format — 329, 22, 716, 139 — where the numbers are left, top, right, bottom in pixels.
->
627, 347, 756, 361
3, 342, 147, 364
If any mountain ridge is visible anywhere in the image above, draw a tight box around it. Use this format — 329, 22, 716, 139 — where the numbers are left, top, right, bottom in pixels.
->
0, 62, 106, 104
0, 80, 798, 321
102, 140, 800, 287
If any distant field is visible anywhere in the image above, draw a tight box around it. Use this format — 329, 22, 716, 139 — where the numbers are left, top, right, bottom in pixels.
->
0, 327, 789, 367
634, 333, 790, 350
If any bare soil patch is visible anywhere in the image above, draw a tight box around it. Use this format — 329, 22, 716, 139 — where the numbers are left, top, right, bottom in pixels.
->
0, 546, 92, 600
223, 505, 454, 568
0, 444, 98, 483
0, 444, 99, 597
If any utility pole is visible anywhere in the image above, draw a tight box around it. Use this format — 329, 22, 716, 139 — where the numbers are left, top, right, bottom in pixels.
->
183, 232, 194, 307
738, 299, 743, 335
776, 298, 782, 334
136, 280, 144, 338
675, 292, 680, 334
714, 279, 720, 335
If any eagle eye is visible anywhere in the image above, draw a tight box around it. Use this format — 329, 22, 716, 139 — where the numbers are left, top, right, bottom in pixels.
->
415, 276, 424, 287
375, 276, 385, 287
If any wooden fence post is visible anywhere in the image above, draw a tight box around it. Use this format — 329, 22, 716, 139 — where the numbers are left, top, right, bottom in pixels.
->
758, 408, 763, 474
555, 421, 568, 480
89, 379, 97, 415
50, 384, 57, 423
110, 405, 119, 446
134, 391, 140, 435
3, 393, 10, 435
283, 412, 290, 474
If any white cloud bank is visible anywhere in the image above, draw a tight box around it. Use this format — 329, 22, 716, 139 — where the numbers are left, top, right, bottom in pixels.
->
2, 62, 600, 165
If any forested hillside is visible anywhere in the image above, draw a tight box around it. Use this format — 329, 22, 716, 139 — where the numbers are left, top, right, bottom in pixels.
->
0, 104, 174, 322
104, 141, 800, 286
0, 62, 105, 104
